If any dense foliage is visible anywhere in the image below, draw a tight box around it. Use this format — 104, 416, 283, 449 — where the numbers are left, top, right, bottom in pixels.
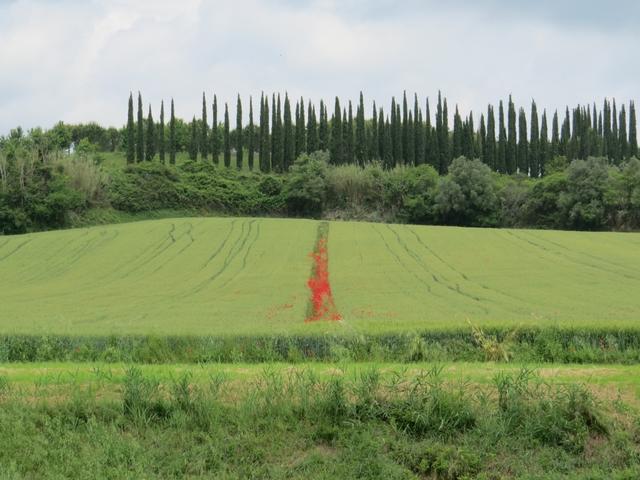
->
2, 125, 640, 234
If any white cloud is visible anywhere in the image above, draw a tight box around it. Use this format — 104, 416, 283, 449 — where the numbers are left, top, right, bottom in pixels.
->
0, 0, 638, 135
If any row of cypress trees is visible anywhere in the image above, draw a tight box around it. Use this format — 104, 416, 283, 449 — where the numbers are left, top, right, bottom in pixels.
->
126, 91, 639, 176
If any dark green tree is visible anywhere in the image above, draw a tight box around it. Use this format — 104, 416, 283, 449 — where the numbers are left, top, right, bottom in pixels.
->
295, 97, 306, 158
530, 101, 540, 177
201, 92, 208, 160
518, 108, 528, 174
169, 99, 176, 164
540, 110, 548, 176
479, 113, 487, 164
378, 107, 385, 163
414, 94, 425, 165
211, 95, 219, 164
236, 95, 243, 169
507, 95, 517, 174
136, 92, 144, 162
497, 101, 507, 173
307, 101, 318, 153
355, 92, 366, 165
452, 105, 464, 158
224, 103, 231, 168
189, 116, 198, 160
484, 105, 496, 169
126, 93, 135, 164
330, 97, 343, 164
619, 104, 628, 161
248, 96, 254, 170
283, 94, 294, 170
551, 110, 559, 158
318, 100, 329, 150
159, 100, 165, 163
630, 101, 638, 158
145, 105, 155, 161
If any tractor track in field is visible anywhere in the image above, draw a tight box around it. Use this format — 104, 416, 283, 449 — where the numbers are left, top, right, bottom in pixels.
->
218, 221, 261, 289
149, 221, 205, 274
406, 226, 532, 306
201, 220, 237, 270
384, 225, 489, 309
371, 225, 439, 296
506, 230, 640, 281
527, 231, 640, 278
0, 239, 31, 263
188, 219, 257, 295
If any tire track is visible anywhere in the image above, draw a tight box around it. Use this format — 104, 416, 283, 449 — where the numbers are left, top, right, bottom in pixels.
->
0, 239, 31, 263
406, 226, 531, 305
527, 231, 640, 278
507, 230, 640, 281
386, 224, 487, 306
201, 220, 237, 270
219, 221, 261, 289
371, 225, 440, 296
188, 219, 257, 295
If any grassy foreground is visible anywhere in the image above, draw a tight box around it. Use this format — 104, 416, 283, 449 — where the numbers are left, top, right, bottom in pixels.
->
2, 217, 640, 336
1, 363, 639, 479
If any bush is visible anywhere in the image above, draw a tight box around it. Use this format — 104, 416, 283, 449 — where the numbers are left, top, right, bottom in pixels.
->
284, 151, 329, 217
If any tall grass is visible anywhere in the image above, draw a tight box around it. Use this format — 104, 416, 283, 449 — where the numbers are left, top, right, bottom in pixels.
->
2, 326, 640, 364
0, 366, 636, 478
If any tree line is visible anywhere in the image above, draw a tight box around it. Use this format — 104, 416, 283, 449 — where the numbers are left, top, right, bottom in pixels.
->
126, 91, 639, 176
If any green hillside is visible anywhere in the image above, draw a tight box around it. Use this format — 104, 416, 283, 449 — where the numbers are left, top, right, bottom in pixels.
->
2, 217, 640, 336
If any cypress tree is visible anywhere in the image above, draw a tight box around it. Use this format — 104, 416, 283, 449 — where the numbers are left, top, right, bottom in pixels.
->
485, 105, 496, 170
413, 94, 422, 164
236, 95, 243, 170
497, 101, 507, 173
126, 93, 135, 164
169, 99, 176, 165
330, 97, 343, 164
189, 116, 198, 161
603, 100, 611, 159
479, 113, 487, 165
390, 98, 399, 166
518, 108, 528, 174
159, 101, 165, 163
383, 115, 393, 168
425, 99, 437, 168
258, 94, 265, 171
346, 101, 355, 164
355, 92, 366, 165
452, 106, 463, 159
436, 94, 450, 173
619, 104, 628, 161
283, 94, 294, 170
378, 107, 385, 162
560, 108, 570, 157
530, 101, 540, 177
271, 94, 278, 169
248, 96, 255, 170
211, 95, 219, 164
402, 91, 409, 164
318, 100, 328, 150
295, 97, 306, 158
276, 94, 284, 171
201, 92, 208, 160
464, 112, 475, 159
224, 104, 231, 168
406, 110, 415, 165
540, 110, 548, 176
551, 110, 559, 158
370, 101, 378, 161
307, 101, 318, 153
612, 100, 619, 163
416, 108, 425, 165
630, 101, 638, 158
136, 92, 144, 162
507, 95, 517, 174
145, 105, 155, 161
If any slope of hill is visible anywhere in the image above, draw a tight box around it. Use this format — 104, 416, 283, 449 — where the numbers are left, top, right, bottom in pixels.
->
1, 217, 640, 336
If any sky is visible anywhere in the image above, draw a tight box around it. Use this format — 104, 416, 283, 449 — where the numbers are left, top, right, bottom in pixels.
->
0, 0, 638, 135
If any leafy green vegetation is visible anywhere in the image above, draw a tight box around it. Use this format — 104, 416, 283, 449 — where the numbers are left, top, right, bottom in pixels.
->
0, 364, 638, 479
